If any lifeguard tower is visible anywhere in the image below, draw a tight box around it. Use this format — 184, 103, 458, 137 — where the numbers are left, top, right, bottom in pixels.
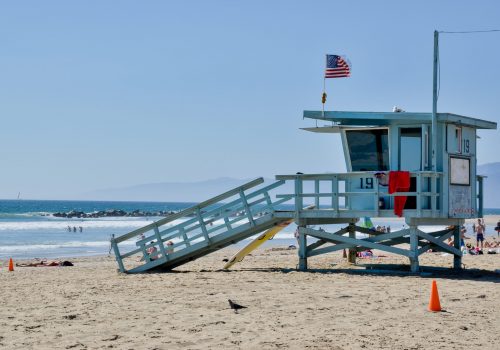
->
110, 109, 496, 274
110, 32, 496, 274
290, 110, 497, 272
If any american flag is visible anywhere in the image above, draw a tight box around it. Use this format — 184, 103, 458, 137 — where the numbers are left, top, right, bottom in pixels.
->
325, 55, 351, 78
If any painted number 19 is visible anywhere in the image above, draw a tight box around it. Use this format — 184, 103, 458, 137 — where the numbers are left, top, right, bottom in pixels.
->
360, 178, 373, 189
462, 139, 470, 153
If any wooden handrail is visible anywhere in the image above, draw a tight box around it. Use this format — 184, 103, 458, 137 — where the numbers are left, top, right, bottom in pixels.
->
114, 177, 264, 243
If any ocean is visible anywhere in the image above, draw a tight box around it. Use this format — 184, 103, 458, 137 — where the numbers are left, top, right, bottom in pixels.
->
1, 199, 499, 260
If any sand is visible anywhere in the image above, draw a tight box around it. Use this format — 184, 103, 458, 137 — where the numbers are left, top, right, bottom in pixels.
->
1, 238, 499, 350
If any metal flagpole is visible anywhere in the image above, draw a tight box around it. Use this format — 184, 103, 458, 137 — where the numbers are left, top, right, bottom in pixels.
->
431, 30, 439, 172
321, 54, 327, 123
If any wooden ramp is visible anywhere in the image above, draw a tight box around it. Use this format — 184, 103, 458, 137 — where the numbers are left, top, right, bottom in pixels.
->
110, 178, 294, 273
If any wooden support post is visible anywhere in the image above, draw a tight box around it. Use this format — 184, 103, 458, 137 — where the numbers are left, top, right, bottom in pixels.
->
180, 227, 190, 247
111, 235, 126, 273
223, 216, 232, 230
239, 189, 255, 227
154, 225, 168, 260
298, 226, 307, 271
295, 177, 303, 220
347, 223, 356, 264
477, 176, 484, 218
314, 180, 320, 209
196, 208, 210, 242
409, 225, 420, 273
453, 225, 462, 270
331, 176, 339, 212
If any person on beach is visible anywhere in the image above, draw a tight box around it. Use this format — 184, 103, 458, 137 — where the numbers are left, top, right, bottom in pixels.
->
460, 226, 467, 247
73, 226, 77, 232
146, 242, 158, 260
67, 225, 71, 232
16, 260, 73, 267
495, 220, 500, 238
474, 218, 485, 251
79, 226, 83, 232
166, 240, 174, 254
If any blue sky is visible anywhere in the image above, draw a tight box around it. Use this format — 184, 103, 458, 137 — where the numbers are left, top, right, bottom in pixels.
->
1, 1, 499, 199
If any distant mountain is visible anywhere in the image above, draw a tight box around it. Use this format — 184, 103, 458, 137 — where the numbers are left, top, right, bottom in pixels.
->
79, 177, 278, 202
478, 162, 500, 208
79, 164, 499, 207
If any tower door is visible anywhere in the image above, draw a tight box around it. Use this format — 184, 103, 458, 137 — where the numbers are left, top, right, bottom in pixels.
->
399, 127, 422, 209
399, 127, 422, 171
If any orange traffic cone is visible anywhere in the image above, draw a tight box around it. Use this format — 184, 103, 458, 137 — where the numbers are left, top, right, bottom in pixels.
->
8, 258, 14, 272
428, 280, 441, 312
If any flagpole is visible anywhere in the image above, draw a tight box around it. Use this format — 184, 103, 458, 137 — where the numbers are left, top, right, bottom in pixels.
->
431, 30, 439, 172
321, 54, 326, 122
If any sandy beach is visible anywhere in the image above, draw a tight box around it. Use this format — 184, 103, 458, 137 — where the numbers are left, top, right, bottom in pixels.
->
1, 235, 499, 350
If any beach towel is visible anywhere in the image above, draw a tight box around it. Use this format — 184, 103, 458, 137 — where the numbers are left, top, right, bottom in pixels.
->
389, 171, 410, 217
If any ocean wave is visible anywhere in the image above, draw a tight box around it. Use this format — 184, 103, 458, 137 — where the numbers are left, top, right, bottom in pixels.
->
0, 218, 188, 231
0, 240, 136, 252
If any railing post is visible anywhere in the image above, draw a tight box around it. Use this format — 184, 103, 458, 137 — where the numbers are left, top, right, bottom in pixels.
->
314, 180, 320, 209
196, 208, 211, 242
180, 227, 190, 247
431, 173, 437, 217
111, 235, 126, 273
416, 173, 422, 217
331, 176, 338, 212
154, 225, 168, 260
264, 192, 273, 207
239, 189, 255, 226
223, 216, 232, 230
295, 176, 303, 219
477, 176, 484, 218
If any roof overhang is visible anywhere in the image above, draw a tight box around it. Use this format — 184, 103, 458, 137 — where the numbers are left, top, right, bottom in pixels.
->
303, 111, 497, 130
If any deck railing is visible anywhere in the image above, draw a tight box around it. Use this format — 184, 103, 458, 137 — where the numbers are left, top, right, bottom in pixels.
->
275, 172, 445, 219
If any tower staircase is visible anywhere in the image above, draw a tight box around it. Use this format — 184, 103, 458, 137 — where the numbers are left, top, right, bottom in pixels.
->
110, 178, 294, 273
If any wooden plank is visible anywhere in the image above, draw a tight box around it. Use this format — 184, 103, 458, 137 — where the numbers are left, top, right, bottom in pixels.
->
239, 189, 255, 227
180, 227, 190, 247
417, 230, 462, 256
332, 176, 339, 212
417, 230, 454, 255
294, 178, 303, 219
154, 225, 168, 260
302, 227, 412, 257
306, 239, 327, 252
314, 180, 320, 208
111, 238, 126, 273
196, 208, 210, 242
308, 228, 411, 257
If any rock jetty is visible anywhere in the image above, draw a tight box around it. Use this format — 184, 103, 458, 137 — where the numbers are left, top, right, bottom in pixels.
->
52, 209, 177, 219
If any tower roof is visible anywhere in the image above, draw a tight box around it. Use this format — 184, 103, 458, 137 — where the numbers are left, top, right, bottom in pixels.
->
303, 111, 497, 130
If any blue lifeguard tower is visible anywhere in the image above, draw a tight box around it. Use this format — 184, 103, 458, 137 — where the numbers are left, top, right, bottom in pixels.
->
111, 32, 497, 273
110, 109, 496, 273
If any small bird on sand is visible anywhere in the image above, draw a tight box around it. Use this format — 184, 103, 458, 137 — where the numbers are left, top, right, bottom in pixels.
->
228, 299, 247, 313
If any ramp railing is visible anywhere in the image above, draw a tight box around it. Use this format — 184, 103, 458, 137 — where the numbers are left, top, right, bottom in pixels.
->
111, 178, 292, 273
